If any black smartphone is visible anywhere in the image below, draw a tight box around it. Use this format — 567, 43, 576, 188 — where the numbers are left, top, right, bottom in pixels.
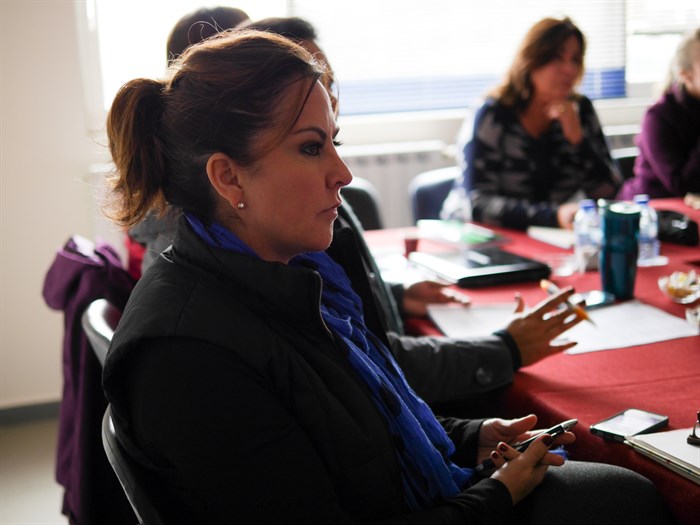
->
590, 409, 669, 442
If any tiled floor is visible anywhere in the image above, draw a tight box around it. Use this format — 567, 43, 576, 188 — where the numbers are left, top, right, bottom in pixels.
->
0, 417, 67, 525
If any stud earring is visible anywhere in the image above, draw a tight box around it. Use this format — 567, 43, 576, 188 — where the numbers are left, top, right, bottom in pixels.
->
237, 201, 246, 210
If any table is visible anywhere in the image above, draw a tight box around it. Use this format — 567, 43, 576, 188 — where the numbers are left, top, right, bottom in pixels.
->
364, 198, 700, 525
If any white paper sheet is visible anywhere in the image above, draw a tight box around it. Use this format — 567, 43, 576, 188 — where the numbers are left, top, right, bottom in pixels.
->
427, 303, 516, 338
428, 300, 699, 354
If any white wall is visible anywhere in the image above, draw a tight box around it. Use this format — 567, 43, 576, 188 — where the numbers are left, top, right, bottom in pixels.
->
1, 1, 105, 408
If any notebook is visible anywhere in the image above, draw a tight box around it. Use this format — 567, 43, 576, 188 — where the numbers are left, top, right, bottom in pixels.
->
625, 428, 700, 485
408, 246, 551, 288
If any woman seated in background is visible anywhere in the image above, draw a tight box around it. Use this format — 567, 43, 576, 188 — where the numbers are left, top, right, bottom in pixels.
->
618, 27, 700, 201
102, 30, 670, 523
442, 17, 620, 231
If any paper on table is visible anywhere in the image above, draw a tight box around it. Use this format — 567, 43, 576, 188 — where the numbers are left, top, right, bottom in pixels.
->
427, 303, 515, 338
428, 300, 698, 354
373, 252, 442, 285
562, 300, 698, 354
625, 428, 700, 485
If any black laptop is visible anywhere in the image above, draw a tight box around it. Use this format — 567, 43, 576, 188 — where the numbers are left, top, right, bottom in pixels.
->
408, 246, 551, 288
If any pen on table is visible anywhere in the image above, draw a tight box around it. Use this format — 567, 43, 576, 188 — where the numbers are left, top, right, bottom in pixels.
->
473, 419, 578, 477
540, 279, 596, 326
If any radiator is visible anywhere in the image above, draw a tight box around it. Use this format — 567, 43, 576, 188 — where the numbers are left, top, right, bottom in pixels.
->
339, 140, 454, 228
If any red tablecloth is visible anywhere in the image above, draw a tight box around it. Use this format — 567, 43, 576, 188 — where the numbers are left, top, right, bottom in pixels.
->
365, 198, 700, 525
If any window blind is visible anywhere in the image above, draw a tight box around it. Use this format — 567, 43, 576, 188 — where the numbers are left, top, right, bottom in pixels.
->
90, 0, 699, 117
293, 0, 628, 114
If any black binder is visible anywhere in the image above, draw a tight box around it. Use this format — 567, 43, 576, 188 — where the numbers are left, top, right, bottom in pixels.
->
409, 246, 551, 288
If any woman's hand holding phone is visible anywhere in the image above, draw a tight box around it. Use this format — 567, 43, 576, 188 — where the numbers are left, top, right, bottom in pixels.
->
490, 434, 560, 504
475, 415, 577, 504
477, 415, 576, 463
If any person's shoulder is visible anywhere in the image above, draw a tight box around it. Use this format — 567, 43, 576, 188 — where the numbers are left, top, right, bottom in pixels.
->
575, 95, 605, 130
575, 94, 595, 113
129, 211, 178, 245
649, 86, 690, 117
478, 96, 505, 113
474, 97, 512, 124
641, 88, 683, 129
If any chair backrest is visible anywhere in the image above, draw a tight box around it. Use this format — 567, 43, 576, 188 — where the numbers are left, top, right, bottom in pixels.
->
408, 166, 460, 223
103, 405, 180, 525
86, 300, 186, 524
340, 177, 383, 230
611, 146, 639, 181
81, 298, 122, 366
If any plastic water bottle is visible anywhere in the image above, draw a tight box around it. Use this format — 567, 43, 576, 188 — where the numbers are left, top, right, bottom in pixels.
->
573, 199, 601, 273
633, 194, 660, 266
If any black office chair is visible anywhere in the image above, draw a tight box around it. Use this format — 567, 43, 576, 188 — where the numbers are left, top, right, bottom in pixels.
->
81, 298, 122, 366
408, 166, 460, 223
341, 177, 384, 230
102, 405, 182, 525
82, 300, 187, 524
611, 146, 639, 181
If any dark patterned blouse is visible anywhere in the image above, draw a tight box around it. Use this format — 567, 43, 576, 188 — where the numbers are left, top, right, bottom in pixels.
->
449, 96, 621, 230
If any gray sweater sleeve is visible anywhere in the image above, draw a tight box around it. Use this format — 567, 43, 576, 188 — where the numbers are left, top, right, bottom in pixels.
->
128, 213, 178, 274
387, 333, 516, 404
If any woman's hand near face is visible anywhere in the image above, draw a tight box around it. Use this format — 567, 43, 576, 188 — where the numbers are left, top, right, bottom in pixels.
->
547, 100, 583, 145
505, 289, 582, 366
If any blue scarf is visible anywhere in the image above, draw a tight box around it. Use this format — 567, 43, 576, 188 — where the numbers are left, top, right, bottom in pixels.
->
186, 214, 474, 510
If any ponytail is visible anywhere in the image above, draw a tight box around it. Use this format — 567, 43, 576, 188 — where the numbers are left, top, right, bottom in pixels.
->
106, 78, 168, 227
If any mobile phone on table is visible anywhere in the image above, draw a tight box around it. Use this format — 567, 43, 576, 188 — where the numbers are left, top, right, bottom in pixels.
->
590, 409, 668, 442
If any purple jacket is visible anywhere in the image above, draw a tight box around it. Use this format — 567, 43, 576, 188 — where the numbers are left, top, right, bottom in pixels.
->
43, 236, 135, 524
618, 84, 700, 200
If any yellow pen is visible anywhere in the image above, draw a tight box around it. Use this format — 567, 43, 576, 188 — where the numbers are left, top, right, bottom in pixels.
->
540, 279, 596, 326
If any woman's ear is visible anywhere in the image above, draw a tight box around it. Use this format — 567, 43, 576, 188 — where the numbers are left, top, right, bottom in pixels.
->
206, 153, 243, 209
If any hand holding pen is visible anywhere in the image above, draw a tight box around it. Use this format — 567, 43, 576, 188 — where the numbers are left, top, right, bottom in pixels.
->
504, 287, 583, 365
540, 279, 596, 326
